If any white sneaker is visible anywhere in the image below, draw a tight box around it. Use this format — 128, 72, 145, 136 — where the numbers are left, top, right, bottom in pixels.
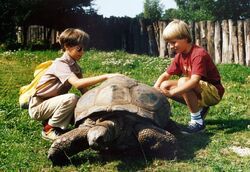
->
42, 128, 62, 141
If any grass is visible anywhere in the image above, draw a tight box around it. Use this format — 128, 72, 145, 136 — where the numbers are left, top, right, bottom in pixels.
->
0, 49, 249, 171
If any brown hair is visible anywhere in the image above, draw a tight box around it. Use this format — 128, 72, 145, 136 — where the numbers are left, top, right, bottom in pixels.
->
59, 28, 90, 51
163, 19, 192, 43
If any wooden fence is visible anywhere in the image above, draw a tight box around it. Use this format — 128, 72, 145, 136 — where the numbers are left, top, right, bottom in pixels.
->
19, 18, 250, 66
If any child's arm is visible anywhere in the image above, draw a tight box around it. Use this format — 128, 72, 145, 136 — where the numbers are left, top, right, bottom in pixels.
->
154, 72, 171, 89
68, 73, 122, 90
166, 74, 201, 97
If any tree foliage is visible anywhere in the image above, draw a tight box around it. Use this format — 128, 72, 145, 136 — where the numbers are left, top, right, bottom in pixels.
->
162, 0, 250, 21
143, 0, 163, 20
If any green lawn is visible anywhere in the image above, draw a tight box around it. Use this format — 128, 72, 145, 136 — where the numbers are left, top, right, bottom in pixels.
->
0, 50, 249, 171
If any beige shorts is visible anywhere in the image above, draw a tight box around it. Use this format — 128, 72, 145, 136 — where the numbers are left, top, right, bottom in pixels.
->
28, 93, 79, 129
198, 80, 221, 108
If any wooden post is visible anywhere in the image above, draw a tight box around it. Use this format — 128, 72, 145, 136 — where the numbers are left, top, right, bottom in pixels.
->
228, 19, 237, 63
244, 19, 250, 66
153, 21, 160, 55
237, 20, 245, 65
200, 21, 207, 50
232, 20, 239, 64
158, 21, 167, 58
214, 21, 222, 64
207, 21, 215, 61
222, 20, 229, 64
139, 19, 148, 54
189, 21, 195, 44
147, 25, 158, 56
195, 22, 200, 46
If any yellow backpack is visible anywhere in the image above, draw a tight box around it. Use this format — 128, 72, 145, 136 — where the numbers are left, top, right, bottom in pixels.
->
19, 60, 53, 109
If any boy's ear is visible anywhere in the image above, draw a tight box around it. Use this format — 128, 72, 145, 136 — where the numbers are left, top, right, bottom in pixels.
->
64, 45, 70, 50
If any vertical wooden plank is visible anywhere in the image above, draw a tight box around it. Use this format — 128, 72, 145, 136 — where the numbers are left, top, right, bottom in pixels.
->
237, 20, 245, 65
228, 19, 234, 63
222, 20, 229, 64
231, 20, 239, 64
159, 21, 167, 58
51, 29, 56, 44
214, 21, 222, 64
189, 21, 195, 44
147, 25, 158, 56
27, 26, 31, 43
207, 21, 215, 61
200, 21, 207, 50
153, 21, 160, 55
244, 19, 250, 66
195, 22, 200, 46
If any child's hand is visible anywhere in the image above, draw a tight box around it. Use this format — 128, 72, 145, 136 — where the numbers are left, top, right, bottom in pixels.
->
153, 85, 161, 92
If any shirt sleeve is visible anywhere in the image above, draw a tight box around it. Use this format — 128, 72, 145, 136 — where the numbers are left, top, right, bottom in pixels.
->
54, 61, 75, 84
191, 55, 207, 78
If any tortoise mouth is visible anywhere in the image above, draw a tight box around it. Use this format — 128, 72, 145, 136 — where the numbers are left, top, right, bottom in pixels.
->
86, 117, 122, 148
87, 125, 110, 148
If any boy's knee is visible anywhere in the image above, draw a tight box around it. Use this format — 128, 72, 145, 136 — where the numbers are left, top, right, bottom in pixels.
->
65, 94, 79, 106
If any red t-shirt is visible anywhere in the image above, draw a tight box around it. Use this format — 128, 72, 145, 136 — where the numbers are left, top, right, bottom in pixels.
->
167, 45, 225, 98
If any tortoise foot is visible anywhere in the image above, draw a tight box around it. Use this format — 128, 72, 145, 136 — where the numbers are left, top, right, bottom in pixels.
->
48, 127, 90, 166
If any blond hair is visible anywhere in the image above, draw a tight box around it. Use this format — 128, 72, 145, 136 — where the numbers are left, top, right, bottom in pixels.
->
59, 28, 90, 51
163, 20, 192, 43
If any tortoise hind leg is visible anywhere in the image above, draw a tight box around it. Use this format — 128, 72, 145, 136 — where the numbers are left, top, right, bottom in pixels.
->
134, 123, 177, 160
48, 126, 90, 166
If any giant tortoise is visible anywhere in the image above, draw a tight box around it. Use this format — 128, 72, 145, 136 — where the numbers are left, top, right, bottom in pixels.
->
48, 75, 177, 165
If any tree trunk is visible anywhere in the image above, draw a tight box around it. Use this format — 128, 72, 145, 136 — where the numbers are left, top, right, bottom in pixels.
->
207, 21, 215, 61
244, 19, 250, 66
222, 20, 229, 64
237, 20, 245, 65
214, 21, 222, 64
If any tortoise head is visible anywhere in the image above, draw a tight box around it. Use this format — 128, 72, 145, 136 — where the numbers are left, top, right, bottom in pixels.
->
87, 117, 123, 149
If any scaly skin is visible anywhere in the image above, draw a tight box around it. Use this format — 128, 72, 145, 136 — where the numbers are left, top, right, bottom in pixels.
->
135, 123, 177, 159
48, 126, 90, 166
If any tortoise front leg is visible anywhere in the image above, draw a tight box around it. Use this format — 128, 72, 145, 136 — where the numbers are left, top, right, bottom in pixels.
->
134, 123, 177, 160
48, 126, 90, 166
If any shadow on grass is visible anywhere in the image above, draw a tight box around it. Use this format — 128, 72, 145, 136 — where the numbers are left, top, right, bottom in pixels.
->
69, 148, 153, 171
174, 118, 250, 160
206, 118, 250, 134
173, 123, 213, 161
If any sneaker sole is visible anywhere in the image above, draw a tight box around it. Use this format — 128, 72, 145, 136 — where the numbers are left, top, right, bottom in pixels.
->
42, 135, 55, 141
41, 132, 58, 141
181, 128, 205, 135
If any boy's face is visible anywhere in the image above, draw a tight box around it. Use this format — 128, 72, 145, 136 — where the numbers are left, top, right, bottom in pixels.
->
168, 38, 190, 54
66, 45, 84, 61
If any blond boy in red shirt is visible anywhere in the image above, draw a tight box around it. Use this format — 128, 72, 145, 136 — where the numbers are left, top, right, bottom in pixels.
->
154, 20, 224, 134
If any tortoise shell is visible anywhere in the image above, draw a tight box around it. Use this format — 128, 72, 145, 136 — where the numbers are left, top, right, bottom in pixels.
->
74, 75, 171, 128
